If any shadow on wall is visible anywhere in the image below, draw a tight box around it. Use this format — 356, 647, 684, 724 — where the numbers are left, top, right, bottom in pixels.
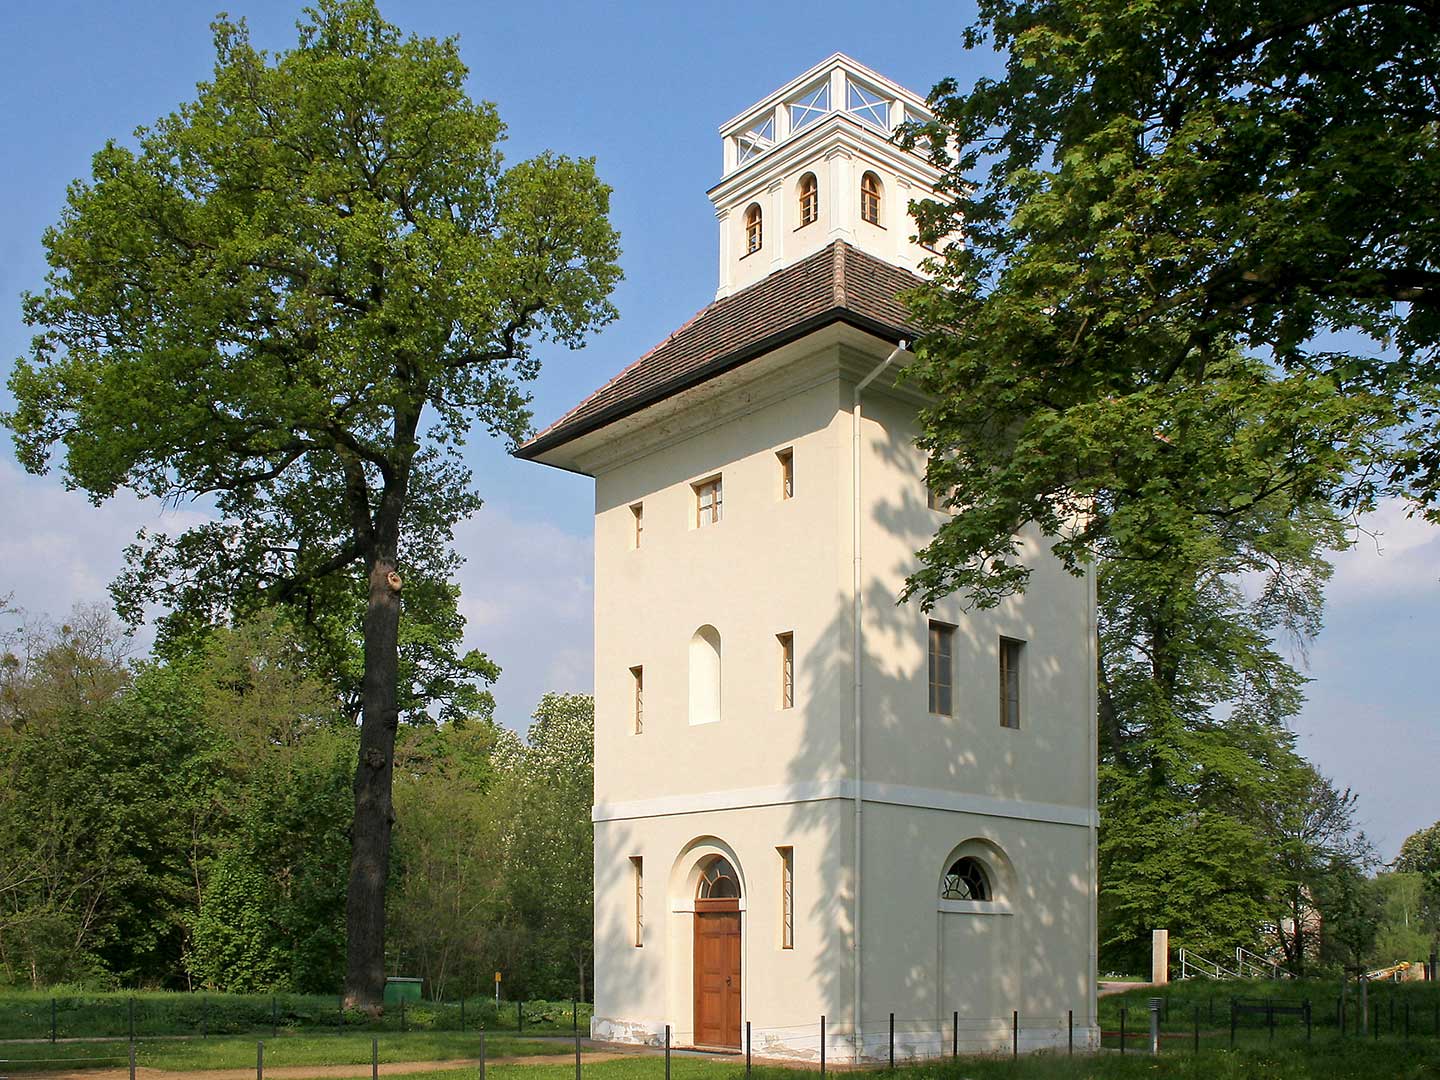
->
779, 395, 1095, 1059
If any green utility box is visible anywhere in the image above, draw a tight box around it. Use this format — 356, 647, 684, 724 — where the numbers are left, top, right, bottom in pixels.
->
384, 976, 423, 1005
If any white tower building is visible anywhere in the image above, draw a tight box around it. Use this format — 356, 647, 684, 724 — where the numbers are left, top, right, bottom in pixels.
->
516, 54, 1098, 1061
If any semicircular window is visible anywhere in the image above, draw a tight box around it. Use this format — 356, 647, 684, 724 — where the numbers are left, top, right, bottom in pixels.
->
698, 856, 742, 899
941, 857, 991, 902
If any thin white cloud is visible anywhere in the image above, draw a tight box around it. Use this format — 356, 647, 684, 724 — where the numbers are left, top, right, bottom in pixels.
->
0, 458, 210, 636
1329, 498, 1440, 599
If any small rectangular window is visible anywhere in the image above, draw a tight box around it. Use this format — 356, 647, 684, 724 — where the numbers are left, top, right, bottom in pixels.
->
631, 856, 644, 947
630, 666, 644, 734
778, 846, 794, 949
778, 632, 794, 709
694, 476, 723, 528
928, 621, 954, 716
1000, 637, 1024, 729
631, 503, 643, 548
777, 448, 794, 500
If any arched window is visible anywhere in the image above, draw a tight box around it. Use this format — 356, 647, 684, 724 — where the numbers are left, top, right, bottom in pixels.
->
744, 203, 763, 254
697, 856, 742, 899
689, 625, 722, 725
941, 856, 991, 901
860, 171, 882, 225
798, 173, 818, 227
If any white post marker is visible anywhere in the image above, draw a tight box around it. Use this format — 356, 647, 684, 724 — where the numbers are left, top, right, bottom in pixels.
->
495, 971, 501, 1009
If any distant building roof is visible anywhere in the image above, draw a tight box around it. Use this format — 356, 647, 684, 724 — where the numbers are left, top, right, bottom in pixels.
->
515, 241, 922, 460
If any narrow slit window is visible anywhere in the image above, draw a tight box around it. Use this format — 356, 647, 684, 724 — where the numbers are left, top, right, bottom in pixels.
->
631, 502, 643, 548
631, 856, 644, 947
778, 632, 794, 709
630, 665, 644, 734
929, 621, 954, 716
779, 846, 794, 949
777, 448, 794, 500
694, 476, 723, 528
1000, 637, 1023, 729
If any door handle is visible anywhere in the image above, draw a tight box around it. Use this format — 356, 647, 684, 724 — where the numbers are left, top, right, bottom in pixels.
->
725, 976, 732, 986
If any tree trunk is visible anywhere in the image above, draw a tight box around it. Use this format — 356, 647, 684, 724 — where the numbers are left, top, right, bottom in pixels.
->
345, 554, 403, 1009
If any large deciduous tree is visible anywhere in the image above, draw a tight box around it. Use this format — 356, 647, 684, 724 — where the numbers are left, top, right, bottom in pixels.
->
899, 0, 1434, 610
6, 0, 621, 1005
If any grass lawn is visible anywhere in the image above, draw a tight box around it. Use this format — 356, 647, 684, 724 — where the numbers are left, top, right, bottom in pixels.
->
0, 1031, 564, 1073
266, 1043, 1440, 1080
0, 990, 589, 1041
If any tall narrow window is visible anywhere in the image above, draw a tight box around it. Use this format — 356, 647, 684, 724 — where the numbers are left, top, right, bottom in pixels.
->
689, 625, 722, 725
1000, 637, 1024, 729
861, 171, 883, 225
745, 203, 763, 254
798, 173, 818, 226
630, 666, 644, 734
928, 621, 954, 716
631, 502, 643, 548
778, 846, 794, 949
630, 856, 644, 947
777, 448, 794, 499
694, 476, 723, 528
778, 632, 794, 709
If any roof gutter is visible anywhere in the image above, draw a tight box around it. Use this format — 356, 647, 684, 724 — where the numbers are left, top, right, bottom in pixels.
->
515, 308, 911, 465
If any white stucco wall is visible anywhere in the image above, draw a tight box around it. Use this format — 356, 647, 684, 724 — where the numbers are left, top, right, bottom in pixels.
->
577, 332, 1097, 1060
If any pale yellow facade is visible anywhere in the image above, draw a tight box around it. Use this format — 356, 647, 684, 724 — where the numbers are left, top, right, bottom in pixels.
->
521, 56, 1098, 1061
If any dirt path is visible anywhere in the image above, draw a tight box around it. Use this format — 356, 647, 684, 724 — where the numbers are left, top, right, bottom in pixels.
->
9, 1049, 639, 1080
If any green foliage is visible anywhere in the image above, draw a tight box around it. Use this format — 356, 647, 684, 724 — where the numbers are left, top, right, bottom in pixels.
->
1371, 872, 1434, 966
900, 1, 1437, 600
501, 694, 595, 1000
4, 0, 621, 1000
188, 728, 356, 993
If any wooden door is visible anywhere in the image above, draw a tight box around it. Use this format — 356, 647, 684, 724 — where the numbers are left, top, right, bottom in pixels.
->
694, 910, 741, 1047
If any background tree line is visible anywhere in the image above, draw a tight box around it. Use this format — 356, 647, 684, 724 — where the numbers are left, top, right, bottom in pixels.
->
0, 600, 593, 1001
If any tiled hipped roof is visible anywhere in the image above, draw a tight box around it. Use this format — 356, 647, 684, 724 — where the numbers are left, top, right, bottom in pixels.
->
515, 241, 922, 459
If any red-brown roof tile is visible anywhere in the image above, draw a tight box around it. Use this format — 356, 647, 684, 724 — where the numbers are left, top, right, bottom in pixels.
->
515, 241, 921, 459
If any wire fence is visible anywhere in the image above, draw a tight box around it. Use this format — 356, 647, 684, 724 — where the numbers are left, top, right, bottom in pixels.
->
0, 992, 587, 1041
3, 987, 1440, 1077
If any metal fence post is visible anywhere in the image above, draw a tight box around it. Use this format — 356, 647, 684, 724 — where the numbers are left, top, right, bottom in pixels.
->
461, 995, 467, 1033
1306, 1000, 1313, 1042
1121, 1006, 1127, 1054
129, 1039, 136, 1080
1148, 998, 1160, 1056
1193, 1003, 1199, 1053
574, 1023, 581, 1080
50, 997, 56, 1043
272, 995, 279, 1038
574, 1000, 579, 1033
953, 1010, 958, 1059
1067, 1009, 1073, 1056
257, 1040, 264, 1080
128, 996, 135, 1041
203, 995, 209, 1039
338, 994, 344, 1036
479, 1028, 485, 1080
820, 1014, 826, 1075
889, 1012, 895, 1069
746, 1019, 751, 1076
1267, 1000, 1275, 1043
1011, 1010, 1018, 1059
665, 1024, 671, 1080
517, 999, 523, 1033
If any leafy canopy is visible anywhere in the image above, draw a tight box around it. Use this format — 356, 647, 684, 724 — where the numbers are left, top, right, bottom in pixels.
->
5, 0, 622, 718
899, 0, 1433, 609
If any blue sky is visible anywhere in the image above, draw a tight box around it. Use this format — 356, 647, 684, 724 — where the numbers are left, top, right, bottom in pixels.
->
1, 1, 1435, 860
